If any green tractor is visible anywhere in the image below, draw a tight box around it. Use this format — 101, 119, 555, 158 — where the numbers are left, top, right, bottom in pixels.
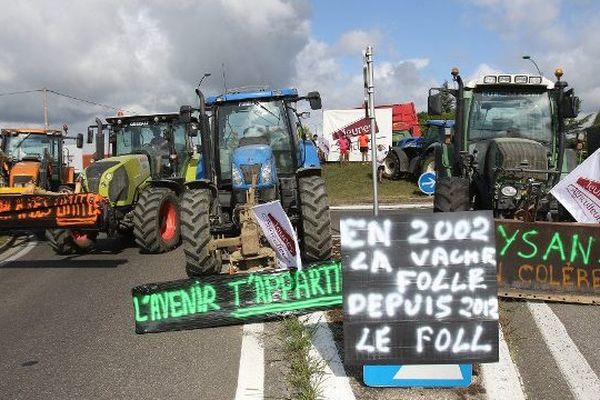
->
428, 68, 580, 221
46, 112, 203, 254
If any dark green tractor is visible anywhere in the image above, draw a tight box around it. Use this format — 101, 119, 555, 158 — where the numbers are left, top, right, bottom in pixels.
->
428, 68, 579, 221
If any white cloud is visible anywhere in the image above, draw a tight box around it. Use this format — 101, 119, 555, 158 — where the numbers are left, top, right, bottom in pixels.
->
334, 29, 382, 56
466, 63, 503, 82
467, 0, 600, 112
0, 0, 312, 127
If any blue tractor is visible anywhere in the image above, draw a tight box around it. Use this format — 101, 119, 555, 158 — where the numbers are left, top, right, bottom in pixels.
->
179, 88, 332, 276
384, 119, 454, 179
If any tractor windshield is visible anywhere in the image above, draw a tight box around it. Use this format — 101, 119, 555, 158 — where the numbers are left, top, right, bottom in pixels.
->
216, 100, 294, 181
5, 134, 60, 163
114, 122, 170, 156
468, 89, 553, 143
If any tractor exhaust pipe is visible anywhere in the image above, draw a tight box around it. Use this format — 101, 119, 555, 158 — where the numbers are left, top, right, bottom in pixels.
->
94, 117, 104, 161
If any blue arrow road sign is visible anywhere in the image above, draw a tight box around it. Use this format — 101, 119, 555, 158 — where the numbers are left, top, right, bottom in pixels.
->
418, 171, 436, 195
363, 364, 472, 388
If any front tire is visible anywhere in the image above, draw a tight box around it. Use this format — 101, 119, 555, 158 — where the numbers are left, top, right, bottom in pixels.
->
132, 187, 180, 253
433, 177, 471, 212
46, 229, 97, 255
181, 189, 220, 277
298, 175, 332, 262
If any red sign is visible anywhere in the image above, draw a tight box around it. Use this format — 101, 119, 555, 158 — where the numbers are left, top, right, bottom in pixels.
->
331, 117, 379, 140
268, 213, 296, 256
576, 177, 600, 201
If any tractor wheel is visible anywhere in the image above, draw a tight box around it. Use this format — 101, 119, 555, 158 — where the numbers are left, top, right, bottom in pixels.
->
383, 151, 402, 180
434, 177, 471, 212
298, 175, 332, 262
45, 229, 97, 255
420, 154, 435, 175
132, 187, 180, 253
181, 188, 220, 277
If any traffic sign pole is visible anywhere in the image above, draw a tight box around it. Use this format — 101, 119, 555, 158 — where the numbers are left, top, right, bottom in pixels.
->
364, 46, 378, 216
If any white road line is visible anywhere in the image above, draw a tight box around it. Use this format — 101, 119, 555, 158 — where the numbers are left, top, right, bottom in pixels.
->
234, 323, 264, 400
481, 325, 526, 400
528, 302, 600, 400
0, 237, 36, 266
301, 311, 356, 400
330, 203, 431, 210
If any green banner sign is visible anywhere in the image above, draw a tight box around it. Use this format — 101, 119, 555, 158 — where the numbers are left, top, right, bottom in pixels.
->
132, 262, 342, 334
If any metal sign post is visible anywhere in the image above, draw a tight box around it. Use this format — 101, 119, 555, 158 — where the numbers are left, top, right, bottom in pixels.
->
364, 46, 378, 216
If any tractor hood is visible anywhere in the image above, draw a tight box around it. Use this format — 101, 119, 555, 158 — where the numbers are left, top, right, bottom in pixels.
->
82, 154, 151, 205
471, 137, 549, 182
10, 160, 40, 187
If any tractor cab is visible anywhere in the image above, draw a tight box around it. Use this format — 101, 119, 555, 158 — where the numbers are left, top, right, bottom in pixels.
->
107, 113, 199, 180
428, 69, 580, 220
206, 88, 322, 208
0, 127, 76, 191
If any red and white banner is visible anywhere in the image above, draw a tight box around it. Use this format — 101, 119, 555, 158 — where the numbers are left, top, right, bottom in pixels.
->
322, 109, 392, 162
251, 200, 302, 269
550, 148, 600, 223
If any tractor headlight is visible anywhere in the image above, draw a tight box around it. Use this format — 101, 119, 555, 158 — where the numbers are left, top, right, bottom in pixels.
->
232, 164, 243, 186
260, 163, 272, 183
501, 185, 517, 197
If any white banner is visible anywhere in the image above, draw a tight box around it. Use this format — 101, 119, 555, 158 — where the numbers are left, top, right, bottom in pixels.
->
251, 200, 302, 269
322, 108, 392, 162
550, 148, 600, 223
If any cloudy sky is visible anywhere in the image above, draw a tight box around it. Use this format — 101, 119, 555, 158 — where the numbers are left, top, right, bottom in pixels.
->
1, 0, 599, 156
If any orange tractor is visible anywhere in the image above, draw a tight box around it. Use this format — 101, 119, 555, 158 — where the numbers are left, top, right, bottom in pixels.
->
0, 126, 82, 194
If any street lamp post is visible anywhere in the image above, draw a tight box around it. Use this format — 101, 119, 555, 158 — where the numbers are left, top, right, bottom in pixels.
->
522, 55, 543, 76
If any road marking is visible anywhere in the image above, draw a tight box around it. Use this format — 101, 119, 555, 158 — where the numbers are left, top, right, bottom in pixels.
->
330, 203, 431, 210
481, 325, 526, 400
301, 312, 356, 400
528, 302, 600, 400
0, 236, 36, 266
234, 323, 264, 400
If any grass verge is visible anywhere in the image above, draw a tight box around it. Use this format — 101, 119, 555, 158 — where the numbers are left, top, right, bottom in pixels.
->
280, 317, 325, 400
321, 162, 427, 205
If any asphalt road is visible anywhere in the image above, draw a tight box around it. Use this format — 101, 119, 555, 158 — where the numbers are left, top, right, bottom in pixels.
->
0, 235, 242, 400
1, 207, 600, 400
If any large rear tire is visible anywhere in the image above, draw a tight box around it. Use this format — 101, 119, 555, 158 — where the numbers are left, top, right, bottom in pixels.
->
132, 187, 180, 253
181, 188, 220, 277
298, 175, 332, 262
45, 229, 97, 255
433, 177, 471, 212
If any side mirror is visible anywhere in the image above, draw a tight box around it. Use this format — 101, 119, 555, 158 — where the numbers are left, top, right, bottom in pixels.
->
586, 126, 600, 155
428, 91, 443, 115
87, 127, 94, 143
561, 91, 579, 119
180, 105, 192, 124
76, 133, 84, 149
189, 122, 199, 137
307, 91, 322, 110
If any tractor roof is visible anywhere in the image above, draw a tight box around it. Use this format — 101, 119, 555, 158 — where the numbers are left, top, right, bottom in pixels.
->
206, 88, 298, 105
0, 128, 63, 136
105, 112, 180, 124
426, 120, 455, 128
466, 74, 554, 89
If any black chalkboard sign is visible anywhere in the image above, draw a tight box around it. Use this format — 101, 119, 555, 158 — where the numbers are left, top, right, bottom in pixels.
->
132, 262, 342, 334
341, 211, 499, 365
